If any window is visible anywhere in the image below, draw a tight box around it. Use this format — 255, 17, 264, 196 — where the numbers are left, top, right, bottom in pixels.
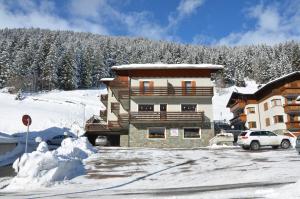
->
148, 128, 165, 139
274, 115, 284, 123
247, 107, 255, 114
287, 98, 293, 105
250, 131, 260, 136
143, 81, 150, 92
265, 118, 270, 126
266, 131, 277, 136
181, 104, 197, 112
184, 128, 201, 138
271, 99, 282, 107
264, 102, 268, 111
248, 121, 257, 128
138, 104, 154, 112
182, 81, 195, 95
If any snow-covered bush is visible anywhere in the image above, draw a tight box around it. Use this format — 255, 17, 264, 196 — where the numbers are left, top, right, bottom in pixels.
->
6, 137, 96, 190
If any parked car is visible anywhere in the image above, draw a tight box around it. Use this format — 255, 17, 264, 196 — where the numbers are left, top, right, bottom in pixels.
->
296, 136, 300, 154
95, 136, 110, 146
237, 130, 291, 150
46, 135, 72, 146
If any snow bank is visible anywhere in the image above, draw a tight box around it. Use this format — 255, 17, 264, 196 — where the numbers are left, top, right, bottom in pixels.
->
5, 137, 96, 190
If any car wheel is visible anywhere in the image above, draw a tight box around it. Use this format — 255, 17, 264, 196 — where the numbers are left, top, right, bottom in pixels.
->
272, 146, 279, 149
250, 141, 260, 150
242, 146, 250, 150
281, 140, 291, 149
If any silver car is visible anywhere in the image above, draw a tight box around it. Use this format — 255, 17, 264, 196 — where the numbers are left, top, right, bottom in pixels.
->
296, 136, 300, 154
95, 136, 110, 146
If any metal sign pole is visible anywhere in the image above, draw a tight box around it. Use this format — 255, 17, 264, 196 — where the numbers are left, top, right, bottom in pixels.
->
25, 119, 29, 153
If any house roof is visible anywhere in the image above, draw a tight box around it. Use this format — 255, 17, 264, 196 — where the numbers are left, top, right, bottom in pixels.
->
111, 63, 224, 70
100, 78, 114, 81
226, 71, 300, 107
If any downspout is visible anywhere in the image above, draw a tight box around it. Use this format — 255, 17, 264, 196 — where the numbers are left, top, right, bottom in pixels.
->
257, 100, 262, 130
128, 74, 131, 147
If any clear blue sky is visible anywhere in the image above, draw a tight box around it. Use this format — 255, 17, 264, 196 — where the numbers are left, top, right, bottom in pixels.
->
0, 0, 299, 45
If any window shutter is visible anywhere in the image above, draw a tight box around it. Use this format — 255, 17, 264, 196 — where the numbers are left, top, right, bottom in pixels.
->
139, 81, 144, 95
191, 81, 196, 96
149, 81, 154, 95
181, 81, 186, 96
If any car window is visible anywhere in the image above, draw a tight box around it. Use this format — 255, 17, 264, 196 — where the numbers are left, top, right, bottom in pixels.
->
240, 132, 247, 136
266, 131, 277, 136
250, 131, 261, 136
260, 131, 268, 136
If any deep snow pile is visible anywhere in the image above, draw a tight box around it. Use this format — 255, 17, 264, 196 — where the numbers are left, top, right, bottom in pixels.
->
5, 137, 96, 190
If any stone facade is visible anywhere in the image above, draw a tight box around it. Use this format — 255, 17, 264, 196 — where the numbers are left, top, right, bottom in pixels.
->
127, 124, 214, 148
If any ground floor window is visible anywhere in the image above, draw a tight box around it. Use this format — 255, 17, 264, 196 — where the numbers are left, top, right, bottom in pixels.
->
248, 121, 257, 128
274, 115, 284, 123
148, 127, 166, 139
183, 128, 201, 138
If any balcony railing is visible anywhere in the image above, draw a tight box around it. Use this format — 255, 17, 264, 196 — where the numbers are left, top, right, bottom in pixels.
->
284, 104, 300, 114
286, 121, 300, 131
130, 111, 204, 123
230, 113, 247, 124
130, 87, 213, 97
100, 110, 107, 120
230, 100, 246, 112
100, 94, 108, 106
282, 88, 300, 96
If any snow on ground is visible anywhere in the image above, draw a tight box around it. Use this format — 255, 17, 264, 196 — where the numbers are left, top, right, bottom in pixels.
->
5, 137, 96, 190
213, 80, 259, 122
2, 147, 299, 198
0, 88, 105, 137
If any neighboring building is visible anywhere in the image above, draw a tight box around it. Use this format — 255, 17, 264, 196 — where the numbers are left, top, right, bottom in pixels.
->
85, 64, 223, 148
227, 72, 300, 136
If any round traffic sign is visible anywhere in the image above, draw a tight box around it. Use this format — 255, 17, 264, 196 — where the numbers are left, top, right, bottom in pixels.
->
22, 115, 32, 126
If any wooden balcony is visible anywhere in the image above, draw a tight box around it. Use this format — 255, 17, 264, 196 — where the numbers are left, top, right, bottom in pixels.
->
118, 113, 129, 128
100, 110, 107, 121
100, 94, 108, 106
118, 90, 130, 110
130, 87, 214, 97
282, 88, 300, 97
85, 122, 108, 132
230, 113, 247, 125
111, 102, 120, 116
286, 121, 300, 131
284, 104, 300, 115
130, 111, 204, 123
230, 100, 246, 112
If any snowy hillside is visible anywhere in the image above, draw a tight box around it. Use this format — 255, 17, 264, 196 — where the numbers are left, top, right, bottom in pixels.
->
213, 80, 259, 122
0, 88, 106, 138
0, 80, 259, 139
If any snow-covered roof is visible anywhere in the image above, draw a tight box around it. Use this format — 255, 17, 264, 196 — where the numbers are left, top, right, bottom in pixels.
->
254, 71, 300, 95
111, 63, 224, 70
100, 78, 114, 81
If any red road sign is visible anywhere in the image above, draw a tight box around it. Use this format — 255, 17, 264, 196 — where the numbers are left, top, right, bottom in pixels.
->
22, 115, 32, 126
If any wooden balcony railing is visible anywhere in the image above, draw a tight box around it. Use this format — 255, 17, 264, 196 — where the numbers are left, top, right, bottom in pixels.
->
284, 104, 300, 114
286, 121, 300, 131
230, 113, 247, 124
130, 87, 213, 97
100, 110, 107, 120
100, 94, 108, 106
111, 103, 120, 112
130, 111, 204, 123
230, 100, 246, 112
282, 88, 300, 96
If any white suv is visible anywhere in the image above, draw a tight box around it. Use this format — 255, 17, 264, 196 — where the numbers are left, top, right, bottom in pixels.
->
237, 130, 291, 150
